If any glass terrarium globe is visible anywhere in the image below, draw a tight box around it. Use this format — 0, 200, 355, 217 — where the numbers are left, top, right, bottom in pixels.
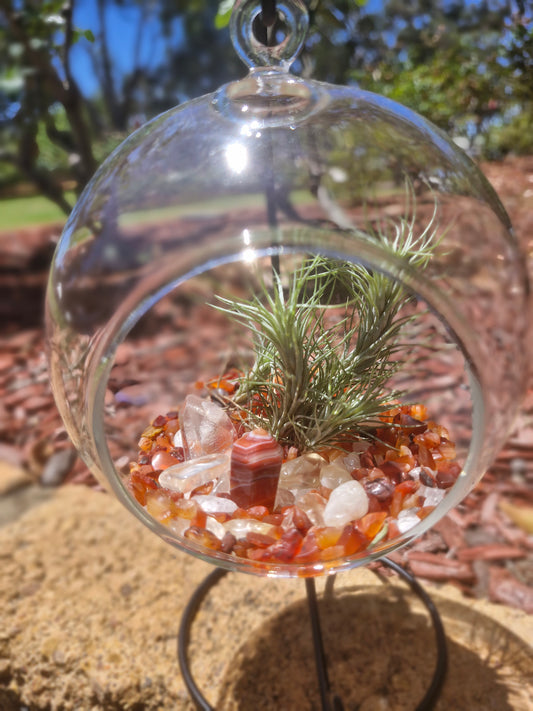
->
46, 0, 529, 578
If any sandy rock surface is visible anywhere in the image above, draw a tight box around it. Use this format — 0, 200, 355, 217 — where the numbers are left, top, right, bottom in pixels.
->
0, 484, 531, 710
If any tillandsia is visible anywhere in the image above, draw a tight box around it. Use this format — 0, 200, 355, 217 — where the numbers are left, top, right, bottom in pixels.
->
214, 189, 440, 453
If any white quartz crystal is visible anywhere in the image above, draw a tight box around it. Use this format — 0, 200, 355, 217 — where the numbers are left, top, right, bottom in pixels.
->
181, 394, 236, 457
418, 485, 446, 508
211, 466, 231, 495
342, 451, 361, 472
320, 461, 352, 489
193, 494, 238, 514
205, 515, 227, 540
279, 453, 325, 491
295, 490, 327, 527
223, 518, 276, 540
397, 508, 421, 533
274, 487, 295, 510
159, 452, 229, 494
323, 480, 369, 527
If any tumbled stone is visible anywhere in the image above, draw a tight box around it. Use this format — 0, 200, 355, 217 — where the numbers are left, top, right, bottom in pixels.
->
158, 453, 229, 494
323, 480, 369, 527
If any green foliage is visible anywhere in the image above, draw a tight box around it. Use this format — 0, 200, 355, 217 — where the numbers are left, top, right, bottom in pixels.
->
349, 0, 533, 155
215, 0, 235, 29
485, 108, 533, 157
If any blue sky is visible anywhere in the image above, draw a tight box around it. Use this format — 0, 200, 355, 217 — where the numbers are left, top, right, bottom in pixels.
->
71, 1, 185, 97
69, 0, 388, 98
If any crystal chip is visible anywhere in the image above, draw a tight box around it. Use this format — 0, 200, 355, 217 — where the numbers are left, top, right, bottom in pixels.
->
181, 394, 236, 457
159, 453, 229, 494
323, 480, 369, 527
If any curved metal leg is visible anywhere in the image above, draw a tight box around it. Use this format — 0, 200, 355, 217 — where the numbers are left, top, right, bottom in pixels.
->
177, 559, 448, 711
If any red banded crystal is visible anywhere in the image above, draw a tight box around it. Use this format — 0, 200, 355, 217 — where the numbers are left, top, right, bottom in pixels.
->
230, 428, 283, 510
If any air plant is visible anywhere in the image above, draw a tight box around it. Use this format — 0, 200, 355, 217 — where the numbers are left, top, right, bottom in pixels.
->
215, 189, 439, 453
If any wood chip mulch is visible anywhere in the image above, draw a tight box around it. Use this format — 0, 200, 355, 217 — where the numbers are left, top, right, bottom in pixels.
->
1, 156, 532, 613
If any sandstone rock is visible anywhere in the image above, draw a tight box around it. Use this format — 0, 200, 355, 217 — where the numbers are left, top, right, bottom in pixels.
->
0, 460, 33, 496
0, 486, 531, 710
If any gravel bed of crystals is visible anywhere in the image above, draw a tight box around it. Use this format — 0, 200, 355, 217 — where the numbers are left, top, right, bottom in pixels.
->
126, 384, 460, 566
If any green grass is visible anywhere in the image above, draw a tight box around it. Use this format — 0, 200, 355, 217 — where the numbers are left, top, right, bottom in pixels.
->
0, 194, 75, 230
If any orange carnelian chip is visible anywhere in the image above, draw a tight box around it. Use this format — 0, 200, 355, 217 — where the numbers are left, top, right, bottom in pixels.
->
192, 509, 207, 529
190, 481, 214, 496
282, 505, 313, 533
211, 512, 230, 523
427, 421, 450, 439
396, 479, 419, 495
184, 526, 222, 551
232, 507, 251, 519
246, 505, 270, 519
233, 539, 252, 558
145, 491, 180, 523
246, 532, 277, 548
155, 434, 171, 450
438, 440, 456, 460
151, 450, 179, 471
294, 531, 321, 562
337, 524, 367, 555
410, 403, 428, 421
256, 529, 304, 562
314, 526, 343, 550
390, 490, 403, 518
174, 498, 199, 520
356, 511, 387, 539
375, 427, 397, 447
417, 506, 436, 520
386, 445, 416, 471
137, 436, 153, 452
165, 418, 180, 435
320, 544, 345, 561
128, 469, 158, 505
414, 431, 440, 449
417, 444, 436, 469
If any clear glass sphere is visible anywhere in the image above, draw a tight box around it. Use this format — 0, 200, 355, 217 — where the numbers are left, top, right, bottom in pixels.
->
46, 0, 529, 577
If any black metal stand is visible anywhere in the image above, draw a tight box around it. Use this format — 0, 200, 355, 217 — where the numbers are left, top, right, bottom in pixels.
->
177, 558, 448, 711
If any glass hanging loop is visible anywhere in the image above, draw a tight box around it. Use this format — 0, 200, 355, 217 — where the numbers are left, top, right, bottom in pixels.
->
230, 0, 309, 71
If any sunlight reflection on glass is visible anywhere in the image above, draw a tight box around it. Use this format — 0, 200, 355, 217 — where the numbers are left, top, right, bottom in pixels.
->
225, 142, 248, 174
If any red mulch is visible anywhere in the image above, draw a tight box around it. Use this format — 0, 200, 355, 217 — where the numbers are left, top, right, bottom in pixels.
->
1, 156, 532, 613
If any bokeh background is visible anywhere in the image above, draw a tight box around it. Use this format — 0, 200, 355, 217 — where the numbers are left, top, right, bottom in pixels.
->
0, 0, 532, 221
0, 0, 532, 614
